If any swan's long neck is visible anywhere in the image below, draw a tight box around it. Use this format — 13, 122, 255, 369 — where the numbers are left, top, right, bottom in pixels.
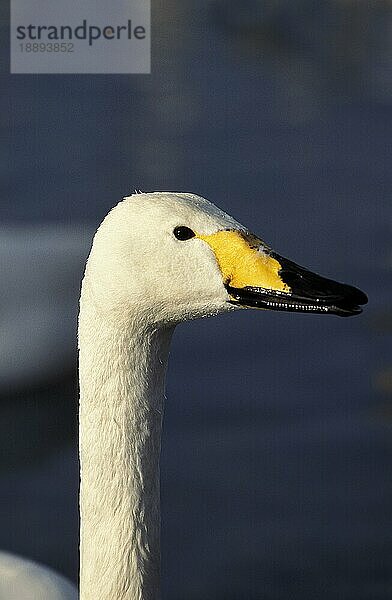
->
79, 281, 173, 600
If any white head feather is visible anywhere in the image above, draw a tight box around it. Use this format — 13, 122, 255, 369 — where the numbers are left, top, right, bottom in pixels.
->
83, 192, 244, 325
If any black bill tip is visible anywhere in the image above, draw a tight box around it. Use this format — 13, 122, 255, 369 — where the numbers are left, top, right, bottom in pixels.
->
226, 253, 368, 317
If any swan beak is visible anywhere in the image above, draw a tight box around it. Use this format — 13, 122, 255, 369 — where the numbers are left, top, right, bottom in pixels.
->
198, 230, 368, 317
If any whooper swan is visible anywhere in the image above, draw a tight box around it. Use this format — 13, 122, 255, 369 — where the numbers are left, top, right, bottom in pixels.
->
0, 192, 367, 600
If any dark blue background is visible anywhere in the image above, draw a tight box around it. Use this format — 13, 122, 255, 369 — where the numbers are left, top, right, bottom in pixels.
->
1, 2, 391, 598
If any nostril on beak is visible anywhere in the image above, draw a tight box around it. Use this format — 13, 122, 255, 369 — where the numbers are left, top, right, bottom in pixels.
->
279, 270, 304, 285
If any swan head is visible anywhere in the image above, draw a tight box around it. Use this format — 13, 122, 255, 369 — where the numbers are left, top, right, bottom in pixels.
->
84, 192, 367, 327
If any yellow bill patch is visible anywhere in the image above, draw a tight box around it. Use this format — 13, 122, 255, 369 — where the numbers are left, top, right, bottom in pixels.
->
197, 230, 290, 292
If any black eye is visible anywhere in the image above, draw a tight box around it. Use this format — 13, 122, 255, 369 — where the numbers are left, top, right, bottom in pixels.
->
173, 226, 195, 241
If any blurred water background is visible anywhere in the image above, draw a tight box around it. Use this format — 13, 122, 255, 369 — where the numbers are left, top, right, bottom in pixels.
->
1, 1, 392, 598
